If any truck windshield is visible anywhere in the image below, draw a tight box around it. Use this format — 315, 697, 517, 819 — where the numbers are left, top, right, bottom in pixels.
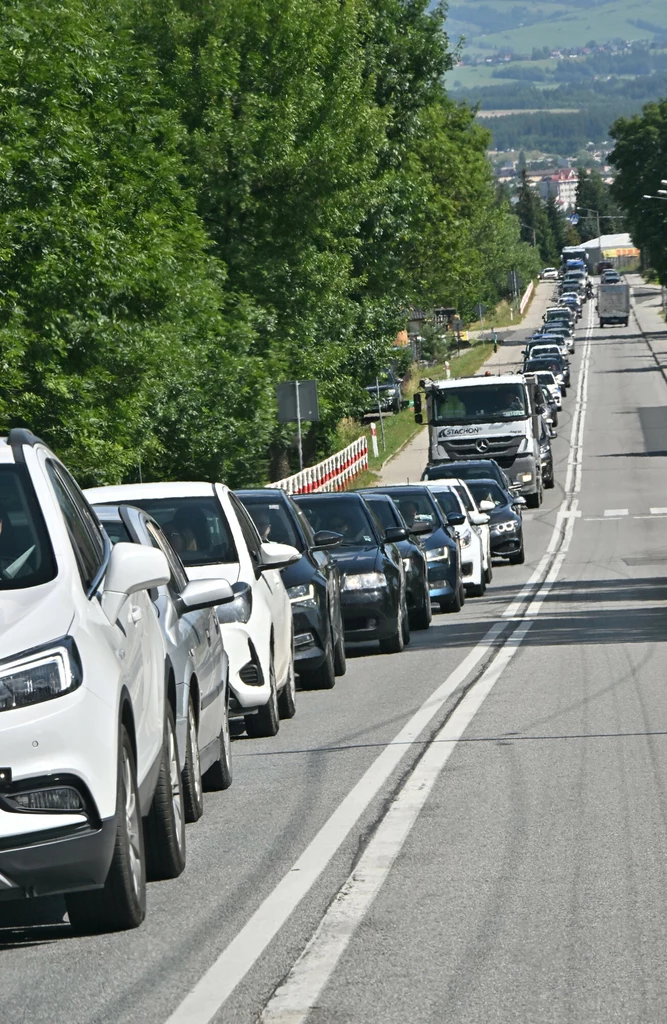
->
433, 384, 527, 423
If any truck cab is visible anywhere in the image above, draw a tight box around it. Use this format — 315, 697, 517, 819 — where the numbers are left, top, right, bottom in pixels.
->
414, 374, 545, 508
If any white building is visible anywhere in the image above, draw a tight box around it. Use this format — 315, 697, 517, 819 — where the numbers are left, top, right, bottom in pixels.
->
537, 169, 578, 211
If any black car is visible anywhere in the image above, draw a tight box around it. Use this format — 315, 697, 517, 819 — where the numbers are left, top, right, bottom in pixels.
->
422, 458, 514, 492
538, 418, 555, 489
293, 492, 409, 653
466, 478, 526, 565
363, 369, 402, 415
523, 357, 568, 396
362, 492, 432, 630
362, 485, 464, 613
237, 488, 346, 689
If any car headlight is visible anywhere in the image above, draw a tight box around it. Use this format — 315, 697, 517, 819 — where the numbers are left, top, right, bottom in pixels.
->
492, 520, 518, 534
460, 529, 472, 548
425, 546, 450, 563
385, 388, 397, 397
342, 572, 387, 590
287, 583, 317, 606
519, 472, 533, 482
0, 638, 82, 713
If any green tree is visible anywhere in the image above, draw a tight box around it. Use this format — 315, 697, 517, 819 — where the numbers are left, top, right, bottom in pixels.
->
575, 167, 624, 241
514, 171, 557, 265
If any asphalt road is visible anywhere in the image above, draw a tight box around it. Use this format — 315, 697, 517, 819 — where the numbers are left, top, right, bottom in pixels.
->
3, 283, 667, 1024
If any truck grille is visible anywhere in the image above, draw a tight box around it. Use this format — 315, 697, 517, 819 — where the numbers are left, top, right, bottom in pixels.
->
440, 435, 523, 466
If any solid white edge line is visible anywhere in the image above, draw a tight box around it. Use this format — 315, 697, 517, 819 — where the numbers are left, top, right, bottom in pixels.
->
163, 621, 509, 1024
260, 620, 534, 1024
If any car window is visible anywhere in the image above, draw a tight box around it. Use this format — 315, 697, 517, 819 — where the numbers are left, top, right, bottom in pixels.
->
128, 496, 237, 567
452, 484, 474, 512
238, 496, 303, 551
100, 519, 133, 545
363, 497, 401, 532
0, 466, 57, 590
46, 460, 106, 592
383, 491, 439, 531
228, 492, 263, 563
144, 520, 189, 592
295, 497, 377, 547
430, 488, 462, 518
467, 481, 506, 508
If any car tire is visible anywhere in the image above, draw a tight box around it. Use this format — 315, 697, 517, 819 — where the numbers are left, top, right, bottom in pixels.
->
525, 489, 541, 509
509, 541, 526, 565
66, 726, 146, 934
202, 690, 233, 791
411, 580, 432, 630
484, 556, 493, 585
551, 411, 559, 427
379, 608, 404, 654
467, 572, 486, 597
278, 649, 297, 718
333, 622, 347, 677
544, 472, 555, 489
402, 599, 411, 646
144, 704, 186, 882
245, 656, 280, 738
440, 582, 462, 613
301, 626, 336, 690
182, 694, 204, 822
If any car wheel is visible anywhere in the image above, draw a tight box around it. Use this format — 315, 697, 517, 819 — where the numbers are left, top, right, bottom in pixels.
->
525, 489, 541, 509
484, 555, 493, 585
202, 689, 233, 791
467, 571, 486, 597
182, 694, 204, 822
561, 385, 568, 397
401, 597, 411, 646
410, 579, 432, 630
333, 620, 347, 677
278, 650, 297, 718
544, 472, 555, 489
66, 726, 146, 933
144, 704, 186, 881
379, 607, 404, 654
551, 411, 558, 427
245, 655, 280, 738
440, 581, 462, 613
300, 625, 336, 690
509, 540, 526, 565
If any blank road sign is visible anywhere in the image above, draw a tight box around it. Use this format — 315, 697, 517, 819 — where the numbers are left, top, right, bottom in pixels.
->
276, 380, 320, 423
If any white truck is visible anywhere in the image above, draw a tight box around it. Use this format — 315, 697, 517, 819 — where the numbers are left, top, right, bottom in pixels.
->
598, 282, 630, 328
414, 373, 547, 508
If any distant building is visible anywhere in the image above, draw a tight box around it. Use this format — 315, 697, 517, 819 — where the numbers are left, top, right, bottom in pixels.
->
537, 169, 578, 211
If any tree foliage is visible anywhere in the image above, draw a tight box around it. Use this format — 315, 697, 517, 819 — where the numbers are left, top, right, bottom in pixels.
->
0, 0, 539, 484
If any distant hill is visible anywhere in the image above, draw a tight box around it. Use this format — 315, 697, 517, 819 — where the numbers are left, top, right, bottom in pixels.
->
445, 0, 667, 58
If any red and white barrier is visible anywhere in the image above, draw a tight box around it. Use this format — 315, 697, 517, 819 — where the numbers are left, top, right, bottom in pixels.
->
267, 436, 369, 495
519, 280, 534, 315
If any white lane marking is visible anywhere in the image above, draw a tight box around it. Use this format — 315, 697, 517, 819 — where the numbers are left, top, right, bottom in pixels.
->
650, 507, 667, 515
260, 498, 583, 1024
604, 509, 628, 517
165, 305, 595, 1024
164, 622, 510, 1024
260, 622, 534, 1024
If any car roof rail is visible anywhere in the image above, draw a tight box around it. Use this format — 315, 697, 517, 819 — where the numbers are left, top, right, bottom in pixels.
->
8, 427, 44, 463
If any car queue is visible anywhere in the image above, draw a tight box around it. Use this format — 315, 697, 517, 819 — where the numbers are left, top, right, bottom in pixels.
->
0, 280, 580, 932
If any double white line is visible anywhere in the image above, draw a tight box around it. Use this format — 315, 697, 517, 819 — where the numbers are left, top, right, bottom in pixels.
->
165, 305, 596, 1024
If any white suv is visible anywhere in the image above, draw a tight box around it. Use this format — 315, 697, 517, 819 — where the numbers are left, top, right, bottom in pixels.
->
0, 430, 186, 933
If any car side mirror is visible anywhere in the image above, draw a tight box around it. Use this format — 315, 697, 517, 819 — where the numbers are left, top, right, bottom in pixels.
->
470, 511, 490, 526
217, 581, 253, 625
259, 540, 300, 571
384, 526, 408, 543
102, 543, 169, 623
446, 512, 467, 527
479, 500, 495, 512
175, 578, 235, 615
549, 428, 557, 439
311, 530, 343, 551
513, 496, 527, 508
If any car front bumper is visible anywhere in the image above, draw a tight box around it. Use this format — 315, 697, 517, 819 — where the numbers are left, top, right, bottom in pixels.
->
0, 817, 116, 900
490, 530, 522, 556
341, 589, 398, 642
427, 560, 458, 599
291, 604, 327, 672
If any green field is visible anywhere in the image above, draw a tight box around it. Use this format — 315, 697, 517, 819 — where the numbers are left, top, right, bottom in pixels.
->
446, 0, 667, 59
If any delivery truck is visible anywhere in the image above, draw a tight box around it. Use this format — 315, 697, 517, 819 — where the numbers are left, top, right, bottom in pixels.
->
598, 282, 630, 328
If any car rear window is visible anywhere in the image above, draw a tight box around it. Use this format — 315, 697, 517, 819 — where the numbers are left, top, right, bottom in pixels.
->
127, 496, 237, 566
238, 496, 303, 551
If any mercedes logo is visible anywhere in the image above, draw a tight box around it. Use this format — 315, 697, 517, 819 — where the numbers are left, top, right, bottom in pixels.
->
475, 439, 490, 453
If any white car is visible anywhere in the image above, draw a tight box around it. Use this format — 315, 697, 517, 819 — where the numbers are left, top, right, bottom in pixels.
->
533, 371, 562, 410
423, 481, 489, 596
93, 503, 235, 822
540, 267, 559, 281
0, 429, 189, 933
84, 483, 300, 739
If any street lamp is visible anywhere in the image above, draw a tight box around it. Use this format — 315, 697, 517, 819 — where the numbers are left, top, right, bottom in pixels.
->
643, 194, 667, 201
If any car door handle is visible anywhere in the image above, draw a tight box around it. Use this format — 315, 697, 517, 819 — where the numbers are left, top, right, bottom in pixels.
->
129, 606, 142, 624
205, 629, 211, 646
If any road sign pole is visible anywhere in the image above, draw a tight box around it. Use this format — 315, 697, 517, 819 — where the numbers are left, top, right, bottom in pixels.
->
295, 380, 303, 472
375, 378, 386, 450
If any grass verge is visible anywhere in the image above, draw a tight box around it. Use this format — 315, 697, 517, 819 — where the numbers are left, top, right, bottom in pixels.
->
339, 341, 494, 489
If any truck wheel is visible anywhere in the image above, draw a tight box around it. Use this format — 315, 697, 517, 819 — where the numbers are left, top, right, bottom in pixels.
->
66, 727, 146, 933
144, 704, 186, 881
525, 490, 540, 509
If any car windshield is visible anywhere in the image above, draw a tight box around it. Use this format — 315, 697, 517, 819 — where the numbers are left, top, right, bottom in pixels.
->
535, 372, 556, 387
126, 496, 237, 566
238, 496, 303, 551
467, 480, 507, 508
0, 466, 57, 590
429, 488, 462, 518
296, 497, 376, 547
381, 491, 439, 531
525, 359, 562, 374
433, 383, 527, 423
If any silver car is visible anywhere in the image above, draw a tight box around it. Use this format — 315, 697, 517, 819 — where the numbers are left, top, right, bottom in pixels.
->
94, 503, 235, 823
